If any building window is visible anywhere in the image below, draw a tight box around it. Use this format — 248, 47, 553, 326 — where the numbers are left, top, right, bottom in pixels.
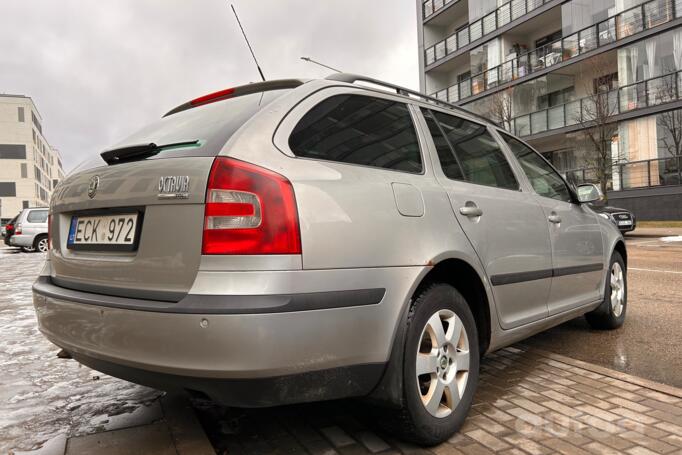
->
18, 107, 25, 122
31, 112, 42, 134
20, 163, 27, 178
0, 144, 27, 159
0, 182, 17, 197
22, 201, 29, 209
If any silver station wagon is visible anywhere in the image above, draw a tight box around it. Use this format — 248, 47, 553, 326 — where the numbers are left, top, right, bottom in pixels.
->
33, 74, 627, 444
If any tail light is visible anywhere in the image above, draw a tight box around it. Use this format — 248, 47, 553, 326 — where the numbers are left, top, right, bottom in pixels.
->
202, 157, 301, 255
15, 223, 22, 235
48, 214, 52, 249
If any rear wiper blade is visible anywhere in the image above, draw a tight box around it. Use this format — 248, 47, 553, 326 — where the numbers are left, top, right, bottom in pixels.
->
100, 141, 199, 165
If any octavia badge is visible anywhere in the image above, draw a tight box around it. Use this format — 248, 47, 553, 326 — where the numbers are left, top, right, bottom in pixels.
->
158, 176, 190, 199
87, 175, 100, 199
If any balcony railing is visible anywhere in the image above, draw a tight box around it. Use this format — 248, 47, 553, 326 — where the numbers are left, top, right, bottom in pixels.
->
425, 0, 554, 67
429, 0, 680, 104
565, 156, 682, 191
422, 0, 461, 20
506, 70, 682, 137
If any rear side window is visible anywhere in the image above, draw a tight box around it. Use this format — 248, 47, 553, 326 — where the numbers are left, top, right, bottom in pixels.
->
422, 109, 518, 190
27, 210, 48, 223
289, 94, 422, 173
500, 133, 572, 202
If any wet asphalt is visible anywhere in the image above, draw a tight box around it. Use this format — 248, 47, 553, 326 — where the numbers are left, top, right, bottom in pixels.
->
523, 228, 682, 388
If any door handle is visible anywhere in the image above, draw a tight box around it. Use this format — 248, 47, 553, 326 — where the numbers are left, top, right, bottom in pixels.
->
459, 204, 483, 217
548, 214, 562, 224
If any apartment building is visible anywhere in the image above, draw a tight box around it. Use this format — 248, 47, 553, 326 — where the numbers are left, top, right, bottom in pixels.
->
0, 94, 64, 224
418, 0, 682, 216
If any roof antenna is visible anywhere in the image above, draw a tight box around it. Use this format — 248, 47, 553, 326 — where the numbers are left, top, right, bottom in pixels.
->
300, 56, 342, 73
230, 3, 266, 82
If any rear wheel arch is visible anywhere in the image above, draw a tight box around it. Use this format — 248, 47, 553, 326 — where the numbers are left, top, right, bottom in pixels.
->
613, 240, 627, 269
367, 258, 491, 408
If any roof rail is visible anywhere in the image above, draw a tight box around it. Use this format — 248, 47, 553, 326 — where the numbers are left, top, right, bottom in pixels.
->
325, 73, 492, 124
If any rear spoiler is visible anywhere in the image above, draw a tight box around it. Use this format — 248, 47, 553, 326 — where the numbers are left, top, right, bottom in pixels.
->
163, 79, 307, 117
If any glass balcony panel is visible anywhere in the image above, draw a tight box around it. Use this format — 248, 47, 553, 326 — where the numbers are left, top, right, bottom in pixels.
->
544, 41, 563, 67
644, 0, 673, 29
425, 47, 436, 65
471, 74, 486, 95
562, 34, 579, 60
530, 51, 543, 72
435, 41, 446, 60
616, 7, 644, 39
434, 0, 444, 12
548, 105, 565, 130
458, 28, 469, 47
527, 0, 543, 11
500, 60, 514, 84
531, 111, 548, 134
517, 54, 531, 78
647, 74, 677, 105
483, 12, 496, 35
498, 3, 511, 26
579, 27, 598, 53
448, 84, 459, 103
486, 67, 500, 89
423, 0, 433, 17
608, 90, 619, 114
470, 20, 483, 42
677, 0, 682, 17
515, 115, 530, 136
459, 80, 472, 99
598, 18, 616, 45
436, 89, 448, 101
511, 0, 527, 20
620, 85, 639, 111
564, 101, 581, 125
446, 34, 457, 54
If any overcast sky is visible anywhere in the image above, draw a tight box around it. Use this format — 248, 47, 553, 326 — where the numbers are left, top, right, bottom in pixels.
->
1, 0, 419, 171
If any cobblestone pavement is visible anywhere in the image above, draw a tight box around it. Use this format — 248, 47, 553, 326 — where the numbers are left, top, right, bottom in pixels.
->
196, 346, 682, 455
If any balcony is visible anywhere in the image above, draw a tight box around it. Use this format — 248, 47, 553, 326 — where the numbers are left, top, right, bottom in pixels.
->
422, 0, 462, 21
424, 0, 555, 68
507, 70, 682, 137
430, 0, 680, 104
566, 156, 682, 191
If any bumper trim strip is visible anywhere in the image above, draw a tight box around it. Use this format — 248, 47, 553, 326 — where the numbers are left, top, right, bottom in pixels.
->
33, 276, 385, 314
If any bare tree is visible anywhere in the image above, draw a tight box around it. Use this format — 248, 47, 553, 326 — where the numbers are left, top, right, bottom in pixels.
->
482, 88, 514, 132
653, 66, 682, 157
574, 56, 621, 197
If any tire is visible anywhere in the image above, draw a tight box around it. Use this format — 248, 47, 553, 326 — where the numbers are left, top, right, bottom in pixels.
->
21, 246, 36, 253
585, 251, 626, 330
381, 283, 480, 445
34, 235, 49, 253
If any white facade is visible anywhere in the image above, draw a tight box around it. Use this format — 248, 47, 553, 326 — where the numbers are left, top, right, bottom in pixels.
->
0, 94, 64, 223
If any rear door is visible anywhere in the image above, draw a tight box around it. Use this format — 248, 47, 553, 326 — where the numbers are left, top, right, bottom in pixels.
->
49, 89, 292, 301
24, 209, 48, 238
419, 108, 552, 329
499, 133, 604, 315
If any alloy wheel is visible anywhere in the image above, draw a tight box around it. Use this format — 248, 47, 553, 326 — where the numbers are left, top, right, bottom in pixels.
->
610, 262, 625, 317
416, 309, 470, 418
37, 238, 49, 253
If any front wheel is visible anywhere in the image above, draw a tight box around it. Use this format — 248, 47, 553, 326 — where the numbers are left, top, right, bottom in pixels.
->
383, 283, 480, 445
585, 251, 627, 330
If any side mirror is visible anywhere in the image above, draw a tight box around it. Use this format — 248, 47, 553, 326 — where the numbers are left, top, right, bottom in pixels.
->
576, 183, 603, 203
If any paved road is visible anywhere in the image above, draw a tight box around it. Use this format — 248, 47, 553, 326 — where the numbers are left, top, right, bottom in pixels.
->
524, 228, 682, 388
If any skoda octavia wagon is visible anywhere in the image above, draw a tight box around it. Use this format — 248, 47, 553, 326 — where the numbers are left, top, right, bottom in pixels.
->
33, 74, 627, 444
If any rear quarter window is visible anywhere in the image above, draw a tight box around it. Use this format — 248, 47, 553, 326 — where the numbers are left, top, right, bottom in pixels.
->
288, 94, 422, 173
27, 210, 48, 223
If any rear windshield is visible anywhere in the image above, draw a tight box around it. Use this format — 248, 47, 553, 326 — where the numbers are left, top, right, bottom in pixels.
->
73, 89, 290, 172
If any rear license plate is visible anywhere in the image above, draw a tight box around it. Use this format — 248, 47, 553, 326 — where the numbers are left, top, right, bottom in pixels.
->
67, 213, 140, 251
618, 220, 632, 226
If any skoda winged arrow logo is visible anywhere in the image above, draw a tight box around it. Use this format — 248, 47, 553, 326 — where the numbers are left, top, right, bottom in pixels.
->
87, 175, 100, 199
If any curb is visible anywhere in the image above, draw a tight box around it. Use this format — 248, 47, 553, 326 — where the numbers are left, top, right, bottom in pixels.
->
528, 347, 682, 399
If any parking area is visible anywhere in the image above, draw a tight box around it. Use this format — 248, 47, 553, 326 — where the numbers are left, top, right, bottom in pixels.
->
1, 228, 681, 455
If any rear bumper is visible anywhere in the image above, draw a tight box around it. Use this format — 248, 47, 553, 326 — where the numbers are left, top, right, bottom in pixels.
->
33, 264, 425, 406
9, 234, 33, 247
